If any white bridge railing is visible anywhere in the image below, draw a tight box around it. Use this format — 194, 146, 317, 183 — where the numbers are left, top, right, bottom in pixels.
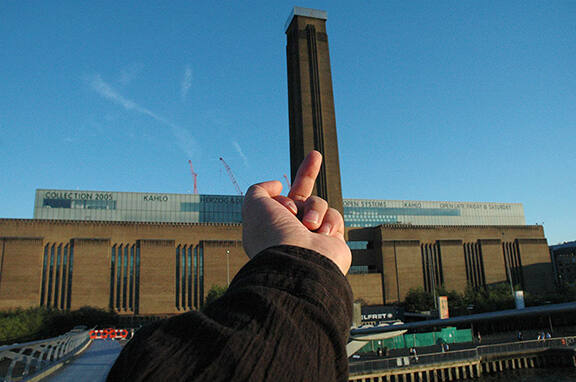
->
0, 328, 91, 382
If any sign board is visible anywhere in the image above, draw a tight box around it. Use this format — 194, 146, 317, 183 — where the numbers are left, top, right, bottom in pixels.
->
360, 306, 404, 325
438, 296, 449, 319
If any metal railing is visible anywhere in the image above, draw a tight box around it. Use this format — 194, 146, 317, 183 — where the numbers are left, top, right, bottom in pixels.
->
350, 348, 478, 374
0, 328, 91, 381
349, 336, 576, 375
477, 337, 573, 357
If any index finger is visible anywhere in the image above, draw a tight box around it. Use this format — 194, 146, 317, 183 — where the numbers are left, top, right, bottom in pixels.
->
288, 150, 322, 202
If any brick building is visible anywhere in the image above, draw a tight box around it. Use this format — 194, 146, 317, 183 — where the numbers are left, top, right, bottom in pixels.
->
0, 7, 554, 316
0, 218, 552, 315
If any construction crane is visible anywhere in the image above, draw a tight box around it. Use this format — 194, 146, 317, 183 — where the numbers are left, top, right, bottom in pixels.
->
219, 157, 243, 195
283, 174, 291, 190
188, 160, 198, 194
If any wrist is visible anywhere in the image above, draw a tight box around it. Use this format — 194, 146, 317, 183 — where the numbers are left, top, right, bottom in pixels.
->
272, 238, 351, 275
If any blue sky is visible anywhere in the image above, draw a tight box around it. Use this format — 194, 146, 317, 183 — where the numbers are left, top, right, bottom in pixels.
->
1, 1, 574, 244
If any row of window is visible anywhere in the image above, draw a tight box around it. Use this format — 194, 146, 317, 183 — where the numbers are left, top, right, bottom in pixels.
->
42, 201, 459, 217
503, 241, 524, 289
40, 243, 74, 309
41, 242, 205, 313
344, 207, 460, 217
43, 198, 117, 210
348, 240, 522, 291
175, 245, 204, 310
421, 243, 444, 293
39, 240, 525, 311
424, 241, 523, 291
110, 244, 140, 313
464, 242, 486, 289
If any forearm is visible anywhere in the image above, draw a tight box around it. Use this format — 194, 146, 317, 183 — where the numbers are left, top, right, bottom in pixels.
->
106, 245, 353, 382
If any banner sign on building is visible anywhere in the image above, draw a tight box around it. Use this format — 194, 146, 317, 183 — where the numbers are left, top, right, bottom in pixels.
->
438, 296, 449, 319
361, 306, 404, 325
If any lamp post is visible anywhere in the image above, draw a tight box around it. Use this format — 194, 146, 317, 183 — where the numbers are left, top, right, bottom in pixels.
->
226, 250, 230, 286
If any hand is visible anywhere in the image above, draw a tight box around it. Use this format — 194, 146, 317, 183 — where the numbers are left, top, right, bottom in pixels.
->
242, 151, 351, 274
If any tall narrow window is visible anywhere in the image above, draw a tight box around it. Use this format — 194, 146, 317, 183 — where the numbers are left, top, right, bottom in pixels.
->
193, 246, 198, 309
433, 244, 443, 287
40, 245, 48, 306
470, 243, 479, 286
187, 246, 193, 309
66, 242, 73, 309
40, 242, 72, 309
421, 243, 443, 293
110, 245, 116, 310
477, 244, 486, 289
47, 244, 55, 307
110, 243, 139, 313
464, 242, 486, 289
175, 246, 181, 309
181, 246, 186, 309
199, 245, 204, 306
54, 245, 62, 307
116, 245, 122, 310
60, 244, 68, 310
503, 241, 524, 290
129, 245, 134, 311
135, 243, 140, 315
421, 244, 430, 291
122, 245, 128, 311
176, 245, 195, 311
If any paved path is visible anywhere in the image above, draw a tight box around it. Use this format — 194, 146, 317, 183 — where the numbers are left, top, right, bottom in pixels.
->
43, 340, 123, 382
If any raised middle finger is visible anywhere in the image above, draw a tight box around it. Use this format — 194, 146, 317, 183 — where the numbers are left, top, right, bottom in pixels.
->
288, 150, 322, 202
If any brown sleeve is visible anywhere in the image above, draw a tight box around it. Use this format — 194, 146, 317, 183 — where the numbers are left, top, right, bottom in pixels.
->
106, 245, 353, 382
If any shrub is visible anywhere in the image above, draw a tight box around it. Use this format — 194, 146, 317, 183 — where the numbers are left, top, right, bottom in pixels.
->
0, 306, 118, 345
202, 285, 228, 311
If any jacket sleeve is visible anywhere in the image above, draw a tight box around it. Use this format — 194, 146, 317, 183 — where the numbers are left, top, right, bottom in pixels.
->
106, 245, 354, 382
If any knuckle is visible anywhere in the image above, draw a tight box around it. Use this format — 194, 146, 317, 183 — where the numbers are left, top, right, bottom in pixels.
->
307, 196, 328, 208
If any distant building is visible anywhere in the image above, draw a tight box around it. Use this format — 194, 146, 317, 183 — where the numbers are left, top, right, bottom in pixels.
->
0, 218, 552, 315
0, 7, 555, 316
343, 199, 525, 227
34, 189, 526, 227
550, 241, 576, 285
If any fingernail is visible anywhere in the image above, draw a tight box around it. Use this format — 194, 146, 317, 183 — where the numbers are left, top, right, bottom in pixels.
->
286, 200, 297, 215
303, 210, 319, 225
318, 223, 332, 235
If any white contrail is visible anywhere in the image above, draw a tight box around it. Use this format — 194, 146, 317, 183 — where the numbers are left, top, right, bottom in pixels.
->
88, 74, 198, 158
119, 63, 144, 86
233, 141, 249, 167
181, 65, 193, 101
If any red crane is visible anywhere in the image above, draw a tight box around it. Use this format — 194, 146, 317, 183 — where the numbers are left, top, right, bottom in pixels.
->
188, 160, 198, 194
283, 174, 291, 189
219, 157, 243, 195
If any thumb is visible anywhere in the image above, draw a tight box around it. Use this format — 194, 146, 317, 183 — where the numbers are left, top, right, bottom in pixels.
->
242, 180, 283, 217
244, 180, 283, 201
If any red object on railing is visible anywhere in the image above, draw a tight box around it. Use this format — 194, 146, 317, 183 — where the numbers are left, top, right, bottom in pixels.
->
89, 328, 129, 340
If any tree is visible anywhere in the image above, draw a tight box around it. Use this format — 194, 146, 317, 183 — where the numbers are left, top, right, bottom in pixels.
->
203, 285, 228, 311
403, 288, 434, 312
0, 306, 119, 344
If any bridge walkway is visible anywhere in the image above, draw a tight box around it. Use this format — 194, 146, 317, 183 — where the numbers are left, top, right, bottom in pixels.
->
42, 340, 122, 382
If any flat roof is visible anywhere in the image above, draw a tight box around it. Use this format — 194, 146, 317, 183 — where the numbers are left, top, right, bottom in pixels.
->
284, 7, 327, 32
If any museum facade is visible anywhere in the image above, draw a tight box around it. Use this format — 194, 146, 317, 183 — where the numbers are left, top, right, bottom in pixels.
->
0, 7, 555, 316
34, 189, 526, 227
0, 216, 552, 315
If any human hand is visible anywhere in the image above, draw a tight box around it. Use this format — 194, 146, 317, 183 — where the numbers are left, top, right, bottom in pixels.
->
242, 151, 351, 274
